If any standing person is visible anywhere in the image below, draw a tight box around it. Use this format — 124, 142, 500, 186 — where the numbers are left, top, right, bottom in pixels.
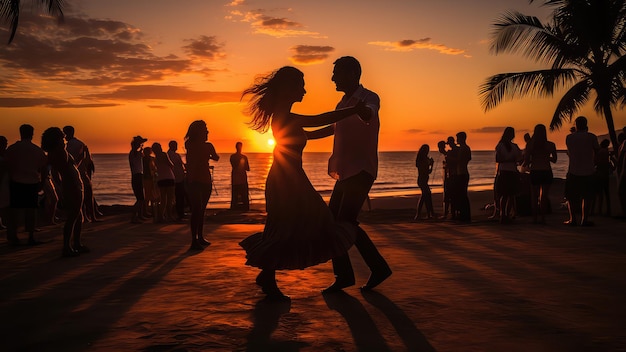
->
167, 140, 187, 221
495, 127, 523, 224
129, 136, 147, 223
142, 146, 158, 219
0, 136, 8, 230
437, 140, 452, 219
565, 116, 600, 226
414, 144, 435, 220
525, 124, 558, 224
455, 131, 472, 222
444, 136, 459, 220
230, 141, 250, 211
239, 66, 367, 300
185, 121, 219, 250
322, 56, 392, 293
616, 130, 626, 218
4, 124, 48, 245
152, 142, 175, 222
594, 139, 612, 216
63, 126, 99, 222
41, 127, 87, 257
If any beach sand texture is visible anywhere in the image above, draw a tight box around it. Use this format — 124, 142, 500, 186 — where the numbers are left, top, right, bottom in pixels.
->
1, 184, 625, 351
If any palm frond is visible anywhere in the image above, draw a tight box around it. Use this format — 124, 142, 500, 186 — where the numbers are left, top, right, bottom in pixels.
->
480, 69, 578, 111
550, 79, 591, 130
490, 11, 585, 67
1, 0, 64, 44
38, 0, 62, 18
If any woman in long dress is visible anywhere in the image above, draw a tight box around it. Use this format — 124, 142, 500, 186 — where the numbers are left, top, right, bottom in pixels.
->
239, 66, 367, 300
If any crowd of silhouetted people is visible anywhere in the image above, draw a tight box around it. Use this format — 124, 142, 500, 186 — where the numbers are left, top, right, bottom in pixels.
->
414, 120, 626, 227
1, 124, 99, 257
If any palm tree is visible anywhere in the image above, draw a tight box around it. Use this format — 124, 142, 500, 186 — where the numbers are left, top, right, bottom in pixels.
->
0, 0, 64, 44
480, 0, 626, 150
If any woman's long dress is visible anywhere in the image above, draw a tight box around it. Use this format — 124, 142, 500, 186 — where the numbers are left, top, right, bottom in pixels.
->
240, 119, 355, 270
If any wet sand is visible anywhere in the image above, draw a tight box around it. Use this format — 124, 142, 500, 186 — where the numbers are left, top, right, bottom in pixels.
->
1, 182, 625, 351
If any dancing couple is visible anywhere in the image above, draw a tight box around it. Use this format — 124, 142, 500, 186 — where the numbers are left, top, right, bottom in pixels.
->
240, 57, 392, 300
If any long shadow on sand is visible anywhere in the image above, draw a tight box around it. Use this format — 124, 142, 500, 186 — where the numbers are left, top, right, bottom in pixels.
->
323, 291, 392, 352
0, 218, 202, 351
245, 297, 308, 352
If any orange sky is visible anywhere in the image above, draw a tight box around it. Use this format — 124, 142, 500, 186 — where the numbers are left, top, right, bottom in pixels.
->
1, 0, 624, 154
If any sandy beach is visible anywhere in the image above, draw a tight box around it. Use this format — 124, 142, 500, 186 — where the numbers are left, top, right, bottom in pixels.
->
1, 181, 625, 352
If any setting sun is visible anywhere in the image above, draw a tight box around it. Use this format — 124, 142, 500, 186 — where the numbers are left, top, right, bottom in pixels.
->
267, 138, 275, 146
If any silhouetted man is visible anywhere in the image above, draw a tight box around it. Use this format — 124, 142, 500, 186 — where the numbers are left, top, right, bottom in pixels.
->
168, 140, 187, 220
63, 125, 98, 222
230, 141, 250, 211
565, 116, 599, 226
5, 124, 47, 245
455, 131, 472, 222
322, 56, 392, 292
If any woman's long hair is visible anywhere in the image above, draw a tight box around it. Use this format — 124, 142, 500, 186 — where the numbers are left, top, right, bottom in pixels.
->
41, 127, 65, 153
241, 66, 303, 133
185, 120, 207, 151
499, 127, 515, 152
529, 124, 547, 150
416, 144, 430, 162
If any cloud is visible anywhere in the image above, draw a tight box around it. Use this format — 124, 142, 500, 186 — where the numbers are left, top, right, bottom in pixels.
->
82, 85, 242, 103
405, 128, 425, 134
228, 8, 325, 38
0, 12, 232, 105
289, 45, 334, 65
183, 35, 226, 59
470, 126, 510, 133
0, 97, 118, 108
369, 38, 468, 56
225, 0, 245, 6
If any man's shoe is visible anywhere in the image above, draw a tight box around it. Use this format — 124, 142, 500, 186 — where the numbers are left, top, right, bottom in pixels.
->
322, 278, 355, 293
360, 268, 392, 291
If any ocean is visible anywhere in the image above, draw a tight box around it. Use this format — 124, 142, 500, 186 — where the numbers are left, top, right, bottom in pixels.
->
91, 151, 571, 207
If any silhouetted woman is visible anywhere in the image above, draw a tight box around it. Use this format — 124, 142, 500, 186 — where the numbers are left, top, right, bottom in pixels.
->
495, 127, 522, 223
152, 142, 176, 222
525, 124, 557, 223
185, 120, 219, 250
239, 66, 366, 300
41, 127, 86, 257
415, 144, 435, 220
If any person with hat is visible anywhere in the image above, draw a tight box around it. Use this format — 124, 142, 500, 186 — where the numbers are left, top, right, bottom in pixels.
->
129, 135, 148, 223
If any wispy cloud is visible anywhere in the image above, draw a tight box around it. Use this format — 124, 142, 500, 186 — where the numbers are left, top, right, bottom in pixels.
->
0, 97, 119, 108
369, 38, 469, 57
227, 8, 325, 38
82, 85, 242, 103
470, 126, 510, 133
289, 45, 334, 65
225, 0, 246, 6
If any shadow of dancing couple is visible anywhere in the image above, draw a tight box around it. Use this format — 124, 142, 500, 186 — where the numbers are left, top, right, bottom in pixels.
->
239, 56, 392, 300
245, 290, 435, 352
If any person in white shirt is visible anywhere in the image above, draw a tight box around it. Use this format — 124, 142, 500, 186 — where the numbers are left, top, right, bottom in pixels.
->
320, 56, 392, 292
129, 136, 147, 223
